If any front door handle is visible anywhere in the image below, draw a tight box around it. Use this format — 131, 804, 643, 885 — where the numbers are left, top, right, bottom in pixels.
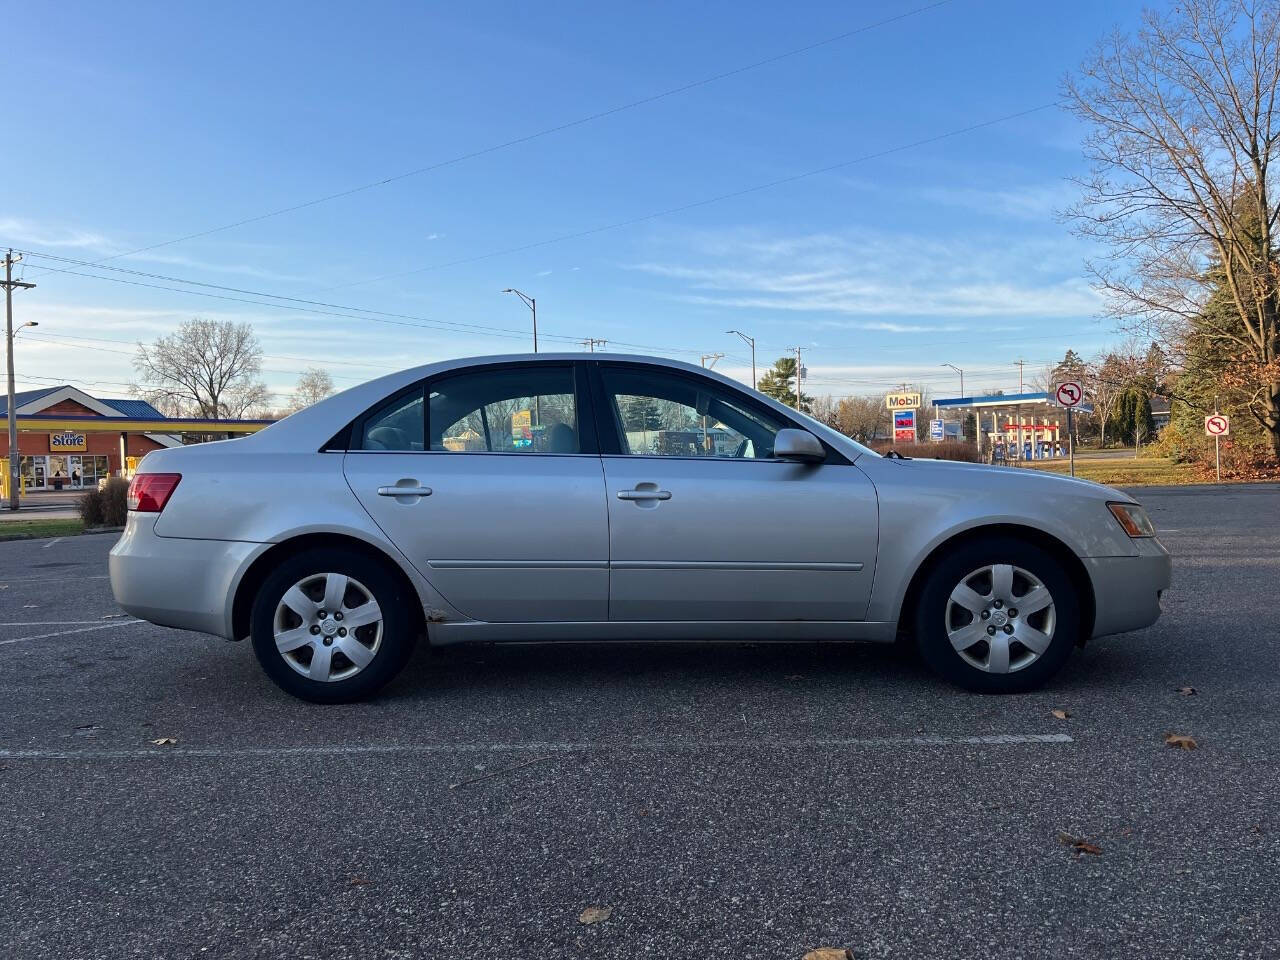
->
377, 482, 433, 499
617, 489, 672, 501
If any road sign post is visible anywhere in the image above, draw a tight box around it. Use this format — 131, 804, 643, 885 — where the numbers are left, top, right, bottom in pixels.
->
1052, 381, 1084, 478
1204, 413, 1230, 482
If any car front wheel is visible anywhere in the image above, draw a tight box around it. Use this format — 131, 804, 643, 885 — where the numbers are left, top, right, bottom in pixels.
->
250, 548, 417, 703
914, 536, 1080, 694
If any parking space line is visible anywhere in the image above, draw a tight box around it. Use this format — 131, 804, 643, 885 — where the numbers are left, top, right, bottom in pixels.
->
0, 575, 109, 583
0, 733, 1073, 760
0, 620, 143, 646
0, 620, 134, 626
42, 537, 64, 549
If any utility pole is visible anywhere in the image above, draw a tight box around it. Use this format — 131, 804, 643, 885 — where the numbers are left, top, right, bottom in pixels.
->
793, 347, 805, 411
501, 289, 537, 352
726, 329, 756, 389
1017, 359, 1026, 394
580, 338, 608, 352
4, 250, 37, 511
700, 352, 724, 369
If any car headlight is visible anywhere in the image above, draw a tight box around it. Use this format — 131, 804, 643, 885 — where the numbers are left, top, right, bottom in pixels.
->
1107, 502, 1157, 538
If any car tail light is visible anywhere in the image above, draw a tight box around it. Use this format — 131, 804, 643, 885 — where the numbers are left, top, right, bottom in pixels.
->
128, 473, 182, 512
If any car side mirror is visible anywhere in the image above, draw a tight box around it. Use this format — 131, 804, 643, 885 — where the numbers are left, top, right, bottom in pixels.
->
773, 428, 825, 463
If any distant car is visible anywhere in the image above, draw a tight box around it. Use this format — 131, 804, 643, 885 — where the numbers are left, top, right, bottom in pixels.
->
109, 354, 1171, 702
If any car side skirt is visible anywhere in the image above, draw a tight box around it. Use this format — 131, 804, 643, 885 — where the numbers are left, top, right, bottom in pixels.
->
428, 619, 898, 645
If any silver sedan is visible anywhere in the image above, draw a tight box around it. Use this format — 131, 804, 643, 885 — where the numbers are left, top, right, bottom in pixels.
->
109, 354, 1171, 702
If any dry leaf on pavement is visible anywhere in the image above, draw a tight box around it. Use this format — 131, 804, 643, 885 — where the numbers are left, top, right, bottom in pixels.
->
1176, 686, 1197, 696
1057, 831, 1103, 856
149, 737, 178, 746
578, 906, 612, 925
1165, 733, 1198, 750
1050, 708, 1070, 719
804, 949, 854, 960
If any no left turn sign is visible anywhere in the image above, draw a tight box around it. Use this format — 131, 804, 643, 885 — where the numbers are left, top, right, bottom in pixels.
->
1205, 414, 1230, 436
1054, 380, 1084, 408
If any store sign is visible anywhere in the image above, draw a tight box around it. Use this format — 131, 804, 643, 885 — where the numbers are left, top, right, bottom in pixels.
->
930, 419, 945, 442
49, 432, 87, 452
885, 392, 922, 411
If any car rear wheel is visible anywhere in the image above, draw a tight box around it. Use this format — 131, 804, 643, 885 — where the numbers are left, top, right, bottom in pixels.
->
250, 548, 417, 703
914, 536, 1080, 694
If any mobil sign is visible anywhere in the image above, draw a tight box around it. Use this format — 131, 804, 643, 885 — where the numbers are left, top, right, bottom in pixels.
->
893, 409, 916, 442
885, 391, 921, 411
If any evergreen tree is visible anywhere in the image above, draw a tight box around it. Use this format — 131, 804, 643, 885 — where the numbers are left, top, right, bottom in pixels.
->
757, 356, 811, 411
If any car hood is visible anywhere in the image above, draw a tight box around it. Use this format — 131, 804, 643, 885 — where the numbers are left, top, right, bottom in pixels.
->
864, 455, 1136, 503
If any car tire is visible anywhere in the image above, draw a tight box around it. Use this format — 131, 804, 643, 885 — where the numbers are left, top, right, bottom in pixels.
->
914, 536, 1080, 694
250, 547, 417, 703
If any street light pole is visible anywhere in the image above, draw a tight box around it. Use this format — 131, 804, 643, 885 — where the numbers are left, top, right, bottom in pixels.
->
501, 288, 537, 352
4, 250, 37, 511
726, 329, 756, 389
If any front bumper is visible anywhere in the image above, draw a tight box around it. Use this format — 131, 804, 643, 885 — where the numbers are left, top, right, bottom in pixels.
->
1084, 537, 1173, 639
109, 514, 259, 639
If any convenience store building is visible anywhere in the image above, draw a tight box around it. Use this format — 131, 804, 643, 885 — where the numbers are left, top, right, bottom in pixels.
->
0, 385, 271, 491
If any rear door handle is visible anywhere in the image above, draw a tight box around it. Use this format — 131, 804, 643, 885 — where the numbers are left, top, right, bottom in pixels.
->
617, 489, 672, 501
377, 483, 433, 498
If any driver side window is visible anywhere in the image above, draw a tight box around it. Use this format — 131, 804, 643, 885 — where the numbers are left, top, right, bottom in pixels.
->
601, 367, 785, 459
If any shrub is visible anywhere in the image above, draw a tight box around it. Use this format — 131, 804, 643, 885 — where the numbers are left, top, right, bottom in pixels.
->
78, 487, 105, 527
867, 440, 983, 463
79, 477, 130, 528
101, 477, 129, 527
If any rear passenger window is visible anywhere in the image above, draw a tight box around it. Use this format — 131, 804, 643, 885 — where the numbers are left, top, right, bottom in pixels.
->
428, 366, 579, 454
359, 388, 425, 451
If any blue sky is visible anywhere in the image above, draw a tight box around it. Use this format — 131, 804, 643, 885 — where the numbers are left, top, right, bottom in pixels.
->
0, 0, 1147, 405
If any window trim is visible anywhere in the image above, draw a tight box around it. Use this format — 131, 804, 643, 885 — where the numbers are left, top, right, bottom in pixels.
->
587, 360, 851, 465
344, 360, 599, 456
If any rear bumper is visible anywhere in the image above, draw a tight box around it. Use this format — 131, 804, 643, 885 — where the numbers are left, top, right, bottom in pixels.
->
109, 514, 259, 639
1084, 538, 1173, 639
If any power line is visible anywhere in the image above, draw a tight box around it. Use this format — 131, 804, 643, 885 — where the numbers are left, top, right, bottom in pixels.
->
328, 101, 1059, 291
8, 248, 740, 362
18, 2, 954, 280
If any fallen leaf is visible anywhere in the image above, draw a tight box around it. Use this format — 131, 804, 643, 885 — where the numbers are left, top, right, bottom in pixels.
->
1165, 733, 1198, 750
150, 737, 178, 746
1050, 708, 1070, 719
1057, 831, 1103, 856
578, 906, 612, 925
1176, 686, 1197, 696
349, 874, 369, 887
784, 674, 805, 680
804, 949, 854, 960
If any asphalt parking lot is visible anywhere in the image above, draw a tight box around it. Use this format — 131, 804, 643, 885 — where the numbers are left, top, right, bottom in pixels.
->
2, 484, 1278, 960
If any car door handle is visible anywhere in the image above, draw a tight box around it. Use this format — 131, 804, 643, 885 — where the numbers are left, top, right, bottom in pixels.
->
617, 489, 672, 501
377, 484, 433, 498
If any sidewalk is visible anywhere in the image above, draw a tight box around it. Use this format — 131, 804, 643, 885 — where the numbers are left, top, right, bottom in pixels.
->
0, 491, 82, 522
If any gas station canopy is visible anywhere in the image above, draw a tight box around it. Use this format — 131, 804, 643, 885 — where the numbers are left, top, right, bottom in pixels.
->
932, 391, 1093, 462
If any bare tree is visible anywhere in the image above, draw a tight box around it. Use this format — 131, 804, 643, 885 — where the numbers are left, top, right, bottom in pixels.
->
837, 394, 891, 441
286, 367, 336, 414
134, 318, 270, 419
1064, 0, 1280, 456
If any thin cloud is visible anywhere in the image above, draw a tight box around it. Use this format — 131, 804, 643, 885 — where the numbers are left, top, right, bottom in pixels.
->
628, 228, 1101, 320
